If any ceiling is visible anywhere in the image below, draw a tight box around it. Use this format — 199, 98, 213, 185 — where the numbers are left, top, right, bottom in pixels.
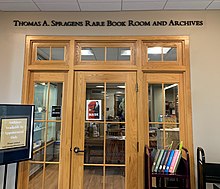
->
0, 0, 220, 12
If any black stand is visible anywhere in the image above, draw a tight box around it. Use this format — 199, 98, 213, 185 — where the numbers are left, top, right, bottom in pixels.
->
3, 164, 8, 189
2, 163, 18, 189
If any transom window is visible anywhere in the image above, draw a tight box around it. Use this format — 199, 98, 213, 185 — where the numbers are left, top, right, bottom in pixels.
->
144, 42, 183, 65
31, 42, 69, 64
75, 42, 135, 65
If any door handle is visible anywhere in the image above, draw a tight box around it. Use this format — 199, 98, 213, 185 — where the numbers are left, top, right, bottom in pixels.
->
73, 147, 85, 153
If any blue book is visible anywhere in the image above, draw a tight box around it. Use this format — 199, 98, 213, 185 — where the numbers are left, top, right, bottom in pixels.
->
158, 149, 168, 172
164, 150, 175, 173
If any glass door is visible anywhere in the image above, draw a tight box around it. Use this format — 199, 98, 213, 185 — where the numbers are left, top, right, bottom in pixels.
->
71, 72, 138, 189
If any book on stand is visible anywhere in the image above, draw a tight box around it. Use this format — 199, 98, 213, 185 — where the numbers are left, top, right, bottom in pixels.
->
158, 149, 168, 172
169, 150, 180, 173
154, 149, 164, 172
164, 149, 175, 173
161, 149, 171, 173
151, 149, 161, 172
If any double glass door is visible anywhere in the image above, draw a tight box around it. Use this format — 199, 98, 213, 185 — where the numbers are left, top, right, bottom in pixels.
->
71, 72, 138, 189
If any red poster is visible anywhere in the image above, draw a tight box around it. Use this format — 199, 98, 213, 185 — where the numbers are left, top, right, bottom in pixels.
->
86, 100, 101, 120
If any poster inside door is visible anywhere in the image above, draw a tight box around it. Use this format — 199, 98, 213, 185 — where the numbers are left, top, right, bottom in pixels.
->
86, 100, 102, 120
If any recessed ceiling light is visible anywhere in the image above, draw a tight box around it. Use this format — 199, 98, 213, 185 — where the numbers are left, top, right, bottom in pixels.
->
117, 86, 125, 89
148, 47, 171, 54
81, 50, 94, 56
121, 50, 131, 56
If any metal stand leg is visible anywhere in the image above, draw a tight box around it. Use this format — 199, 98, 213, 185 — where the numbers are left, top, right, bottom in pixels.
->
3, 164, 8, 189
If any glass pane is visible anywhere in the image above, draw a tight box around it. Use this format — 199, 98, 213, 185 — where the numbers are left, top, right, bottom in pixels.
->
148, 47, 162, 61
32, 148, 44, 161
45, 164, 59, 189
163, 47, 177, 61
29, 163, 43, 189
106, 47, 130, 61
164, 84, 179, 123
81, 47, 105, 61
84, 123, 104, 164
165, 125, 180, 149
106, 167, 125, 189
33, 122, 45, 161
106, 123, 125, 164
148, 84, 163, 122
156, 128, 164, 149
51, 47, 64, 60
48, 83, 63, 120
86, 83, 104, 121
84, 166, 103, 189
37, 47, 50, 60
46, 122, 61, 162
106, 83, 125, 122
149, 124, 162, 150
34, 83, 48, 120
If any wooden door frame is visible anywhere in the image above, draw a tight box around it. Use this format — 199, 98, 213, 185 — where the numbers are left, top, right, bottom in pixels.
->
18, 36, 194, 189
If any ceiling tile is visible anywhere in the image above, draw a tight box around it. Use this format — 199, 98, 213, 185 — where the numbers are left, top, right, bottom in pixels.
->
33, 0, 77, 3
0, 0, 33, 2
0, 2, 39, 11
165, 1, 212, 9
207, 0, 220, 9
79, 0, 120, 2
122, 1, 166, 10
36, 2, 80, 11
123, 0, 166, 1
79, 2, 121, 11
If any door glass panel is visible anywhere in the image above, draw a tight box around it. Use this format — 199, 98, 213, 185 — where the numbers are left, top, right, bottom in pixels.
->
148, 84, 163, 122
81, 47, 105, 61
149, 124, 161, 150
106, 123, 125, 164
164, 83, 179, 123
105, 167, 125, 189
84, 123, 104, 164
84, 166, 103, 189
30, 81, 63, 189
33, 122, 45, 161
48, 83, 63, 120
37, 47, 50, 60
86, 83, 104, 121
148, 82, 180, 150
165, 125, 180, 149
34, 83, 48, 120
45, 164, 59, 189
28, 164, 43, 189
106, 83, 125, 122
83, 81, 126, 188
46, 122, 61, 162
51, 47, 64, 60
106, 47, 130, 61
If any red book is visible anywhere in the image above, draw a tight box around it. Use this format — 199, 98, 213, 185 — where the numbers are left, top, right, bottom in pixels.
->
169, 150, 180, 173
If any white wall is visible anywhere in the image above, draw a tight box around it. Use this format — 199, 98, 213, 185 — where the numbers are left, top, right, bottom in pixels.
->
1, 11, 220, 189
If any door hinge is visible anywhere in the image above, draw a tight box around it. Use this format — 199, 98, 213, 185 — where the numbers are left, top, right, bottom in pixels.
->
136, 83, 138, 92
137, 142, 139, 152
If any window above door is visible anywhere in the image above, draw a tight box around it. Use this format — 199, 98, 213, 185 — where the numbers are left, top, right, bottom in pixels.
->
75, 41, 136, 65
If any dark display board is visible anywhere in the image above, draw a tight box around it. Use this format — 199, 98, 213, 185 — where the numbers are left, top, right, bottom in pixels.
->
0, 104, 34, 165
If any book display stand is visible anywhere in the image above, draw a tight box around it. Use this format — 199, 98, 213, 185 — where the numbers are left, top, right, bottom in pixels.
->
145, 145, 190, 189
